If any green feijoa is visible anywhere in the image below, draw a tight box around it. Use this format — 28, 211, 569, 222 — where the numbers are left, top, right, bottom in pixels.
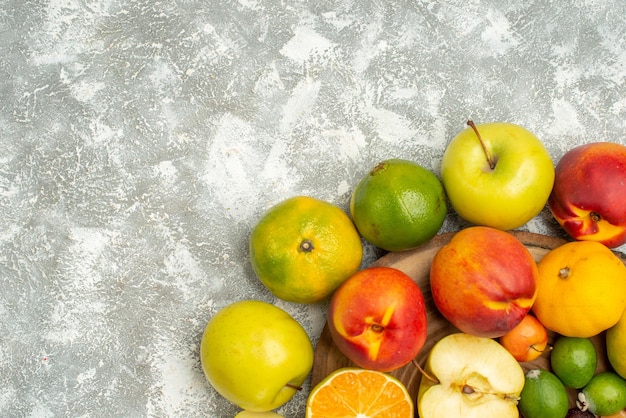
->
550, 336, 597, 389
577, 371, 626, 416
519, 368, 569, 418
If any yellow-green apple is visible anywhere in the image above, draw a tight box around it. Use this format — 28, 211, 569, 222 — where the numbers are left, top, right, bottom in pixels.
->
328, 266, 427, 372
441, 120, 555, 230
429, 226, 539, 338
549, 142, 626, 248
607, 307, 626, 379
417, 333, 525, 418
235, 411, 283, 418
200, 300, 314, 412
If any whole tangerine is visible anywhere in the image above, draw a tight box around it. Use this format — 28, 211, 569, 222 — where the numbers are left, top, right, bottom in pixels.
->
532, 240, 626, 338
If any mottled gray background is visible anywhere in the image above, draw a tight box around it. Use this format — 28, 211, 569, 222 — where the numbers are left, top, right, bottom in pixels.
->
2, 0, 626, 417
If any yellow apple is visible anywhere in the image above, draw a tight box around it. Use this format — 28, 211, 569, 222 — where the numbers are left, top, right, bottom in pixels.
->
200, 300, 314, 412
417, 333, 525, 418
234, 411, 283, 418
441, 121, 555, 230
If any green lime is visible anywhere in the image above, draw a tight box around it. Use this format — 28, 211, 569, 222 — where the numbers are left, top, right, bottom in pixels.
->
578, 371, 626, 416
518, 369, 569, 418
550, 336, 597, 389
350, 159, 447, 252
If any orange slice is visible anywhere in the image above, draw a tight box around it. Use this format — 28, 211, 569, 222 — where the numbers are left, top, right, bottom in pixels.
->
305, 367, 413, 418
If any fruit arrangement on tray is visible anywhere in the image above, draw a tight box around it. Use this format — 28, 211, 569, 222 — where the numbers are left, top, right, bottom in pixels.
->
199, 121, 626, 417
311, 231, 626, 418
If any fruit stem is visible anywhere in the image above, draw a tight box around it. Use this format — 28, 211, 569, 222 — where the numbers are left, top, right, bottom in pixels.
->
530, 344, 553, 353
286, 383, 303, 391
559, 267, 571, 279
467, 120, 496, 170
299, 239, 314, 253
412, 359, 440, 384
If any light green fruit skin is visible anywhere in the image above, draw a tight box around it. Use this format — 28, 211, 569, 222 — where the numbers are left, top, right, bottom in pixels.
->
441, 122, 555, 231
607, 308, 626, 379
200, 300, 314, 412
518, 369, 569, 418
350, 158, 447, 252
579, 371, 626, 416
550, 336, 597, 389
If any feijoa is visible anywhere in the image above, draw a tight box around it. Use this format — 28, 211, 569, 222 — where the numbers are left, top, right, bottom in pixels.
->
577, 371, 626, 416
519, 369, 569, 418
550, 336, 597, 389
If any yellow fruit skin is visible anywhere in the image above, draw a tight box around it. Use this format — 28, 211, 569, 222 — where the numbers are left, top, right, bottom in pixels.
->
250, 196, 363, 304
608, 308, 626, 379
235, 412, 283, 418
441, 122, 554, 231
200, 301, 314, 412
533, 241, 626, 338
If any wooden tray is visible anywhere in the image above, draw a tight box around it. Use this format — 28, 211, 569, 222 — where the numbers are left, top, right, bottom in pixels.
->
311, 231, 626, 415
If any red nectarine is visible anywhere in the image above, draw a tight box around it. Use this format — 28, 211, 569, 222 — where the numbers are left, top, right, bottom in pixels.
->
328, 266, 427, 372
549, 142, 626, 248
430, 226, 539, 338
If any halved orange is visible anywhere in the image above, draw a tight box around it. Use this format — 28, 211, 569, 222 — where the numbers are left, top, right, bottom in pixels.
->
305, 367, 413, 418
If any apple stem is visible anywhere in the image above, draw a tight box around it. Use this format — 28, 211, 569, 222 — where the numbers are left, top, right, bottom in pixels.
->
411, 359, 440, 384
285, 383, 303, 391
467, 120, 496, 170
505, 394, 521, 403
530, 344, 553, 353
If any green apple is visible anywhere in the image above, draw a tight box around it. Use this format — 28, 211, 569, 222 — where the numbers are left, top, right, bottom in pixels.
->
441, 121, 555, 230
417, 333, 525, 418
200, 300, 314, 412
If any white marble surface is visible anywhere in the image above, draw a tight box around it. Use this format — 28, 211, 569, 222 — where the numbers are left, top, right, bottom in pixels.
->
2, 1, 626, 417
